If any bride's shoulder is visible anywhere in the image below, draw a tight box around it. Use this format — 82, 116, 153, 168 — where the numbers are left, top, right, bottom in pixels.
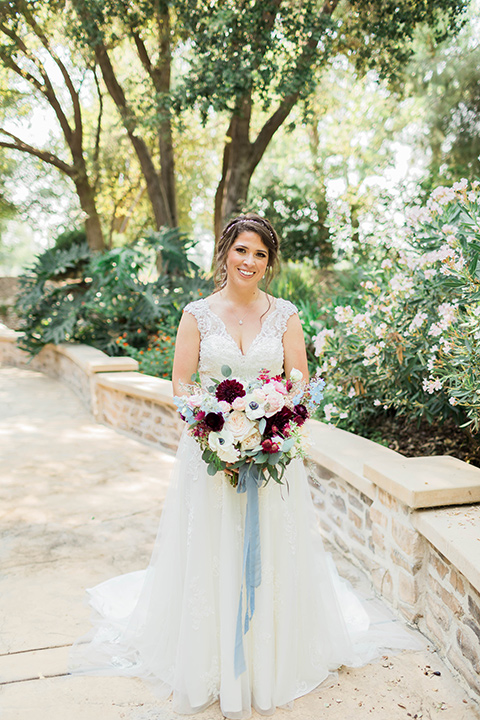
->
271, 295, 298, 317
183, 296, 209, 316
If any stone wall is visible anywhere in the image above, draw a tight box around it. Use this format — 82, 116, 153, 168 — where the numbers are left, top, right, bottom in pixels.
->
308, 462, 427, 624
422, 542, 480, 698
2, 328, 480, 703
95, 382, 184, 454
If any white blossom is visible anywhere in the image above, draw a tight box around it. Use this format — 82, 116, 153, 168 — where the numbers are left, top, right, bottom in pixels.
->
452, 178, 468, 192
407, 206, 432, 225
431, 186, 456, 205
334, 305, 354, 323
313, 329, 334, 356
408, 312, 428, 333
422, 377, 443, 394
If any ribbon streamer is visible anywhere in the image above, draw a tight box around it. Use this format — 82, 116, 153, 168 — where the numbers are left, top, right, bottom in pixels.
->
234, 463, 263, 678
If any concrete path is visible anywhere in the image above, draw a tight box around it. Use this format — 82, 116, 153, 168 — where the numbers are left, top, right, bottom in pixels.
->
1, 365, 479, 720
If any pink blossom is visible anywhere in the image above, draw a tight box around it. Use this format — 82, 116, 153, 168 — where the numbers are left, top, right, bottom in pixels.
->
431, 186, 456, 205
313, 329, 334, 356
232, 396, 248, 411
453, 178, 468, 192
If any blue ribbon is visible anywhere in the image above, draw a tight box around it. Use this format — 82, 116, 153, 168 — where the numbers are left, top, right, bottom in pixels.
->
234, 463, 263, 678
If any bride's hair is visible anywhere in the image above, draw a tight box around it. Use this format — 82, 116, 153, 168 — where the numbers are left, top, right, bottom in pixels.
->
213, 213, 280, 289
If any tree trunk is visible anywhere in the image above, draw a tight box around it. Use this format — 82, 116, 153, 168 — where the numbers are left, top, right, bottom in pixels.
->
156, 5, 177, 227
94, 44, 171, 230
74, 172, 107, 252
214, 92, 299, 240
214, 94, 253, 239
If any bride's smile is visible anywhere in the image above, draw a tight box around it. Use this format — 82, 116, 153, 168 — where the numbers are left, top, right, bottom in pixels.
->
225, 231, 269, 288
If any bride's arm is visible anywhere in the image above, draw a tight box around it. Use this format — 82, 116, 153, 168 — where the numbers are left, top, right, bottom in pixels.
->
172, 311, 201, 396
283, 313, 309, 382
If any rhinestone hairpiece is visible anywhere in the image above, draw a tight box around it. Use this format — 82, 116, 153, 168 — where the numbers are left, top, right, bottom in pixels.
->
224, 217, 276, 245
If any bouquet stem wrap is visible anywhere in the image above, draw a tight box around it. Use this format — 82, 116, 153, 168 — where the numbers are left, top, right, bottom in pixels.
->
234, 463, 263, 678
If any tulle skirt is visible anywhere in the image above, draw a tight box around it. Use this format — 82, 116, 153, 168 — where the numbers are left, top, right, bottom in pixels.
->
69, 431, 417, 718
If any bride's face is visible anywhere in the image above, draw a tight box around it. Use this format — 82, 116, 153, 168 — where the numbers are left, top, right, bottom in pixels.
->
225, 231, 269, 289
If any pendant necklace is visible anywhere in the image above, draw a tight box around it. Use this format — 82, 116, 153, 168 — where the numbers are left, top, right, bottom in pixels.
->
223, 290, 260, 325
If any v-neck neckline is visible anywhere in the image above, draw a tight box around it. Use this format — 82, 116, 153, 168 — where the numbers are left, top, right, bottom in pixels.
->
205, 298, 279, 357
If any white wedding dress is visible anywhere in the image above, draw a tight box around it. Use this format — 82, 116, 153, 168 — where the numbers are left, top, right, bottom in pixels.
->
69, 298, 417, 718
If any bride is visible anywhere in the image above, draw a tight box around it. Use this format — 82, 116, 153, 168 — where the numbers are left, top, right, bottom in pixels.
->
69, 214, 399, 718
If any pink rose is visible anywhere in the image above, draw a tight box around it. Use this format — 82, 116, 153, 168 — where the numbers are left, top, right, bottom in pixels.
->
187, 393, 203, 409
232, 396, 248, 411
270, 380, 288, 395
263, 389, 285, 418
218, 400, 231, 413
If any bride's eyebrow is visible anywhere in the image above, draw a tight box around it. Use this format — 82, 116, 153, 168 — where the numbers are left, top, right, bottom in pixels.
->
234, 244, 267, 254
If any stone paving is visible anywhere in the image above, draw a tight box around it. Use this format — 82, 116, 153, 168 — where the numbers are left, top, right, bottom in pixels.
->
1, 365, 479, 720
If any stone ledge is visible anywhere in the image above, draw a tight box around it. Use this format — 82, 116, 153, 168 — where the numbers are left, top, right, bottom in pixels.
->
308, 421, 403, 500
95, 371, 175, 407
53, 343, 138, 374
412, 505, 480, 595
0, 324, 21, 342
364, 455, 480, 510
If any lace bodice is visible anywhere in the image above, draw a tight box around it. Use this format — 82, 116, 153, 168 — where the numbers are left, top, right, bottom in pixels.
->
184, 297, 297, 385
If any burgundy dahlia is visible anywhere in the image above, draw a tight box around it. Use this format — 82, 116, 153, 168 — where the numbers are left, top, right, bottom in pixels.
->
204, 412, 225, 432
293, 404, 308, 426
215, 379, 246, 404
265, 407, 294, 436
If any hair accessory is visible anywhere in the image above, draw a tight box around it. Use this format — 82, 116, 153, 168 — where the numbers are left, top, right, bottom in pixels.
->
223, 217, 276, 246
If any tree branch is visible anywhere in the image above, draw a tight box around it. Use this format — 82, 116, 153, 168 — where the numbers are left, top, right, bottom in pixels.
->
249, 93, 299, 172
0, 129, 74, 175
249, 0, 340, 172
0, 22, 74, 145
21, 7, 83, 150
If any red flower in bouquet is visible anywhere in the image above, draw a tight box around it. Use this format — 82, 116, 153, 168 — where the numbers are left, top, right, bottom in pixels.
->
293, 404, 308, 426
265, 406, 294, 437
204, 412, 225, 431
261, 438, 280, 454
216, 379, 246, 404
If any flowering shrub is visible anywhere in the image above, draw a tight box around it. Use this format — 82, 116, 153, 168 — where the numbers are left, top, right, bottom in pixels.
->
117, 323, 178, 379
311, 179, 480, 433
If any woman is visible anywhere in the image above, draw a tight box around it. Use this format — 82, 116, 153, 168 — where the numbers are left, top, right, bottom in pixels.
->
69, 214, 381, 717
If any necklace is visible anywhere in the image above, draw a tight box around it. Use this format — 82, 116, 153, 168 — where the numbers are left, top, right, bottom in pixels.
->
222, 290, 260, 325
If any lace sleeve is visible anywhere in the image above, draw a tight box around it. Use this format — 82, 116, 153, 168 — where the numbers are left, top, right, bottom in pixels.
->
274, 298, 299, 334
183, 298, 211, 338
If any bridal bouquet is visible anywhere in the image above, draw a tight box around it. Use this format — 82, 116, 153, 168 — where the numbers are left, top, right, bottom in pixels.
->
174, 365, 325, 678
174, 366, 325, 487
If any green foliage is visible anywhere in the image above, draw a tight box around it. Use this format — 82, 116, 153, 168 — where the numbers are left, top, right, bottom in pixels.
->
54, 228, 88, 250
309, 180, 480, 434
176, 0, 467, 118
408, 13, 480, 192
15, 227, 212, 361
249, 178, 333, 265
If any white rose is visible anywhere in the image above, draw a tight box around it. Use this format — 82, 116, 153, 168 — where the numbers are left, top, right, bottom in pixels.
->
290, 367, 303, 383
225, 410, 256, 442
217, 443, 240, 463
240, 428, 262, 451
